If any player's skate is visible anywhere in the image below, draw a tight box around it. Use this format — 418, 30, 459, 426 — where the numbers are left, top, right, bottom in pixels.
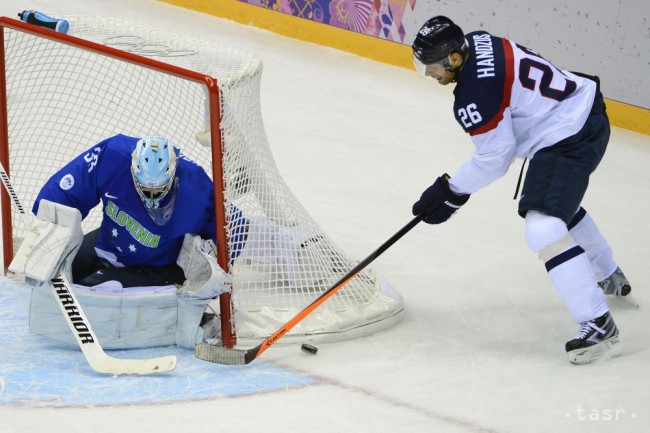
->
565, 312, 621, 365
598, 267, 639, 308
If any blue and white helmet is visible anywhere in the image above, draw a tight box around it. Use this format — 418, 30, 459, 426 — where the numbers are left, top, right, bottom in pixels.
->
130, 136, 177, 209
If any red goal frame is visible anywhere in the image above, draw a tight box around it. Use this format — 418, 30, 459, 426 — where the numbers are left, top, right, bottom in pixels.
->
0, 17, 237, 347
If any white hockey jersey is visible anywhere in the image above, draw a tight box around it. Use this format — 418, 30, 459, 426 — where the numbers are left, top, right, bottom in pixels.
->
448, 31, 597, 195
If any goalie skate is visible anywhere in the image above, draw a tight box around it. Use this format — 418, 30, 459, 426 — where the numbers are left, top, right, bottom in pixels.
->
565, 312, 621, 365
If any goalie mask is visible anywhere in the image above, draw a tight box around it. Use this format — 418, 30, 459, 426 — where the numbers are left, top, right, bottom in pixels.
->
131, 136, 178, 214
412, 16, 468, 76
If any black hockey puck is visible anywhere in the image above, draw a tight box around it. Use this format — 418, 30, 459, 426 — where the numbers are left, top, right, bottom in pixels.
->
300, 343, 318, 355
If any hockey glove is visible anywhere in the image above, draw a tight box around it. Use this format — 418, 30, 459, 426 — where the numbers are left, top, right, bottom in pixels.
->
412, 174, 470, 224
177, 234, 232, 304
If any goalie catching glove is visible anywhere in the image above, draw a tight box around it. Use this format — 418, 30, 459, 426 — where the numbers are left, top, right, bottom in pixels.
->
9, 199, 83, 285
176, 234, 231, 348
176, 233, 232, 304
412, 174, 470, 224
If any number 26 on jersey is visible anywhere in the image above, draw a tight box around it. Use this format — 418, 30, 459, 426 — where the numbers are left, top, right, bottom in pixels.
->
458, 103, 483, 128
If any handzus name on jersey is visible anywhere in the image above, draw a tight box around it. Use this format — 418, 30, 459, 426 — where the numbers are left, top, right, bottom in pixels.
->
104, 200, 161, 248
474, 34, 495, 78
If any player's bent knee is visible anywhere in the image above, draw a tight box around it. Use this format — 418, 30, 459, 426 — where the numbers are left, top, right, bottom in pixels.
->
524, 210, 571, 255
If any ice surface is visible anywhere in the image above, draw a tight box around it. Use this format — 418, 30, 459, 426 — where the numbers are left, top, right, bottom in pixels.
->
1, 1, 648, 432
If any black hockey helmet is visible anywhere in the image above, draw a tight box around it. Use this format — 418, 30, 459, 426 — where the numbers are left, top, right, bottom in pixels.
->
412, 16, 467, 71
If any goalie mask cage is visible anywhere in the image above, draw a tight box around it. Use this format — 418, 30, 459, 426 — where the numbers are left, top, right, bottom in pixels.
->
0, 16, 404, 348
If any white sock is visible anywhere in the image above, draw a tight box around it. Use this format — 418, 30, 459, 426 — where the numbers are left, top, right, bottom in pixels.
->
525, 211, 608, 323
568, 207, 617, 282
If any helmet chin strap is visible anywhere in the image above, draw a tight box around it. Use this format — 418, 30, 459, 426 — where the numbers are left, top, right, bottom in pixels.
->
449, 67, 460, 83
445, 52, 467, 83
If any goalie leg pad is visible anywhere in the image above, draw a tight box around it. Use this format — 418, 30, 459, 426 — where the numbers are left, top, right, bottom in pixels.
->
30, 279, 221, 350
176, 298, 210, 349
29, 282, 179, 349
30, 231, 232, 350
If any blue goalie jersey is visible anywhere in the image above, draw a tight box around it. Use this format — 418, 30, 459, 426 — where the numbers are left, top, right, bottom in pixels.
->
34, 134, 216, 268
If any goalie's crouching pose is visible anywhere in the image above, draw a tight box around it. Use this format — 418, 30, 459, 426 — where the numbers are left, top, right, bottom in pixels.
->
9, 134, 234, 349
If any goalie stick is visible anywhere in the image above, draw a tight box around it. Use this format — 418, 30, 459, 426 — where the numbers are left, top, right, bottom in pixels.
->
195, 213, 425, 365
0, 162, 177, 375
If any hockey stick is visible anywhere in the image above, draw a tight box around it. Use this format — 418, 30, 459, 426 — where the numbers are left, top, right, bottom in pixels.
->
0, 162, 177, 375
50, 273, 177, 375
195, 213, 425, 365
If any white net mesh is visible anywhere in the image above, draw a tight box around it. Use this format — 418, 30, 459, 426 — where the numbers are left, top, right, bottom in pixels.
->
1, 16, 404, 343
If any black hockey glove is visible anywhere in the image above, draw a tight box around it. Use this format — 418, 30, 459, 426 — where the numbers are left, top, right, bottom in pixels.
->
412, 174, 470, 224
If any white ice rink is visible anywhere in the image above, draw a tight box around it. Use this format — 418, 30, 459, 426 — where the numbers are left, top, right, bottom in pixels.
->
1, 1, 649, 432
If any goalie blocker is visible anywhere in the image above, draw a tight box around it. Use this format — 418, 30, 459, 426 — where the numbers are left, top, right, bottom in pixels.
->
9, 199, 84, 284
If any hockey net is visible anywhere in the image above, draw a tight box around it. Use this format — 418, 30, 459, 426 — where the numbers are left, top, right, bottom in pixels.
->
0, 16, 404, 347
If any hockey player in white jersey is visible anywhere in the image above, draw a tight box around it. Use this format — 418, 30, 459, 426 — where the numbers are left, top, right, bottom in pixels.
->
410, 16, 634, 364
